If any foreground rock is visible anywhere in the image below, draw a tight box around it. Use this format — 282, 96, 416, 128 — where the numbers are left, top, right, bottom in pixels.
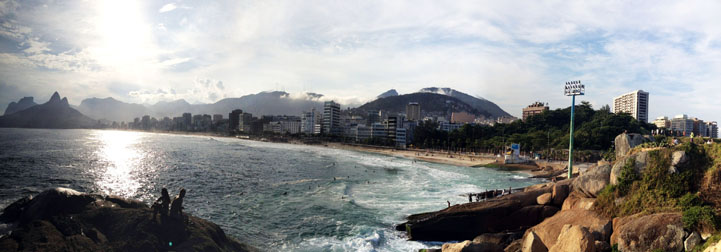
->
571, 164, 611, 198
614, 133, 644, 158
0, 188, 256, 252
522, 210, 611, 250
548, 225, 595, 252
611, 212, 684, 252
398, 187, 558, 241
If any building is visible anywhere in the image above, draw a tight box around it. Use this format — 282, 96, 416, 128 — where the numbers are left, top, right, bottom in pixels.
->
182, 113, 192, 130
613, 90, 649, 123
386, 116, 398, 142
451, 111, 475, 124
522, 102, 549, 121
322, 101, 341, 135
212, 114, 223, 124
395, 127, 407, 148
439, 121, 462, 132
239, 113, 253, 133
693, 118, 707, 137
671, 114, 694, 136
370, 123, 386, 139
229, 109, 242, 131
366, 110, 380, 126
706, 122, 718, 138
301, 108, 319, 135
653, 116, 670, 129
406, 102, 421, 121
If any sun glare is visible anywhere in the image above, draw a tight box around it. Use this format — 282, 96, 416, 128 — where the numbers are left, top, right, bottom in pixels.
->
94, 130, 146, 197
91, 0, 155, 70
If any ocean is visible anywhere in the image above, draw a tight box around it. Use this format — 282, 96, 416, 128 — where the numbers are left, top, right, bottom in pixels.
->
0, 128, 544, 251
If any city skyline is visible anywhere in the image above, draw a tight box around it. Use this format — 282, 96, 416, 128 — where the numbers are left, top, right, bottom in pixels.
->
1, 1, 721, 123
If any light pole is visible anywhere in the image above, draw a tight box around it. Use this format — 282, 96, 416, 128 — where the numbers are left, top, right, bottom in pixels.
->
564, 81, 585, 179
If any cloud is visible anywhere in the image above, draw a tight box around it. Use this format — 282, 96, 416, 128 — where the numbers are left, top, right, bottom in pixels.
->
158, 3, 177, 13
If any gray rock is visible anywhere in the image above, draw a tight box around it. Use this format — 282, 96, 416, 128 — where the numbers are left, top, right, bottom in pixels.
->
572, 164, 612, 198
613, 212, 685, 252
669, 151, 689, 174
615, 133, 644, 158
610, 152, 648, 185
685, 231, 701, 252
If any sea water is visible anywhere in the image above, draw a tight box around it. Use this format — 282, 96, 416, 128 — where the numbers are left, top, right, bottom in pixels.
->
0, 128, 544, 251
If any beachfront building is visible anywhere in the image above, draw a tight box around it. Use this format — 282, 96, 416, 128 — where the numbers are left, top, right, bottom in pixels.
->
671, 114, 694, 136
439, 121, 462, 132
522, 102, 549, 121
323, 101, 341, 135
301, 108, 318, 135
406, 102, 420, 121
229, 109, 242, 132
653, 116, 670, 129
707, 122, 719, 138
693, 118, 708, 137
613, 90, 649, 123
395, 127, 407, 148
366, 110, 380, 126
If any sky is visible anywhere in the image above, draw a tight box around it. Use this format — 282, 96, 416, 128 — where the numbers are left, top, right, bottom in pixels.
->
0, 0, 720, 122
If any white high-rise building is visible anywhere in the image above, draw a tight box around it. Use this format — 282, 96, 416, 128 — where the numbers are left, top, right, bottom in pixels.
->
613, 90, 649, 123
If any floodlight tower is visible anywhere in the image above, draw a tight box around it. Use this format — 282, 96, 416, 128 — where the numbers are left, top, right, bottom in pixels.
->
564, 80, 585, 179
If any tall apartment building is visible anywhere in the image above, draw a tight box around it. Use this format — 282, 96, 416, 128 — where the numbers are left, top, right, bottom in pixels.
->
406, 102, 421, 121
301, 108, 318, 135
322, 101, 341, 135
671, 114, 694, 136
613, 90, 649, 123
522, 102, 549, 121
229, 109, 242, 131
693, 118, 707, 137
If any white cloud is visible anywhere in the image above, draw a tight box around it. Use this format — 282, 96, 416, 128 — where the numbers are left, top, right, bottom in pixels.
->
158, 3, 177, 13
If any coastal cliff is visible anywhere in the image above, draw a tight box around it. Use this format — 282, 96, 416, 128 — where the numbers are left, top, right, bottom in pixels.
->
0, 188, 256, 252
405, 133, 721, 252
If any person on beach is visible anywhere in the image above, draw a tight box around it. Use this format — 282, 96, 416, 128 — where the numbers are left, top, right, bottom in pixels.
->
447, 200, 451, 208
169, 188, 186, 220
151, 188, 171, 222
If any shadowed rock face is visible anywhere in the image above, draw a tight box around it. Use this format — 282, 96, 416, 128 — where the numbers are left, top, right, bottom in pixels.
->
0, 188, 256, 252
3, 97, 37, 116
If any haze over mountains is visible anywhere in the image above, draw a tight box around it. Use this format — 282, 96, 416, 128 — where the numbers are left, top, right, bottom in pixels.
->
2, 87, 512, 125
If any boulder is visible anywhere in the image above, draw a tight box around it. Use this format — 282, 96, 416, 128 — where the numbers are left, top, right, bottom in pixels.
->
548, 225, 595, 252
536, 193, 552, 205
473, 232, 522, 250
705, 240, 721, 252
505, 239, 522, 252
685, 231, 702, 252
521, 231, 547, 252
441, 240, 504, 252
524, 210, 611, 249
561, 191, 595, 211
551, 184, 568, 206
669, 151, 689, 174
571, 164, 612, 198
0, 188, 257, 252
401, 187, 555, 241
594, 241, 611, 252
614, 133, 644, 158
610, 151, 648, 185
611, 212, 684, 252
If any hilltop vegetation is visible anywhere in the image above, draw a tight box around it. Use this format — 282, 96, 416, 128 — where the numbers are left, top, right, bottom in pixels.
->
413, 102, 654, 158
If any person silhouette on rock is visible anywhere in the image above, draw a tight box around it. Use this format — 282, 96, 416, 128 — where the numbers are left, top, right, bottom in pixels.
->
152, 188, 171, 222
169, 188, 186, 221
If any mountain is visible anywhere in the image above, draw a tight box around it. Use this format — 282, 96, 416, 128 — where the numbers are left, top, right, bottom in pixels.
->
419, 87, 511, 118
356, 92, 488, 117
3, 97, 37, 115
78, 97, 149, 122
0, 92, 97, 128
377, 89, 398, 99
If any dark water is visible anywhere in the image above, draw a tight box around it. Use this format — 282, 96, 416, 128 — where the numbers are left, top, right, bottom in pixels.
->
0, 128, 544, 251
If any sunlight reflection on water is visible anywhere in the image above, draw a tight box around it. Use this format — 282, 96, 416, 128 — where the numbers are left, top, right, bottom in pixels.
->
92, 130, 151, 198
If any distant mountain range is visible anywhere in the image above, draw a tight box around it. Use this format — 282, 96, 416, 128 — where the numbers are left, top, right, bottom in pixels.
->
0, 92, 97, 128
1, 87, 512, 125
358, 87, 511, 119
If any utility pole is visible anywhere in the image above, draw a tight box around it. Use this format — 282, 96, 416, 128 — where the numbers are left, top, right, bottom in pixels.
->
564, 81, 585, 179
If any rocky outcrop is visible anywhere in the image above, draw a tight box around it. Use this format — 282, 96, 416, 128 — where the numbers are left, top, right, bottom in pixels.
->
560, 191, 595, 211
523, 210, 611, 249
521, 231, 546, 252
0, 188, 256, 252
685, 231, 702, 252
705, 240, 721, 252
3, 97, 37, 116
615, 133, 644, 158
550, 184, 568, 207
611, 212, 685, 252
442, 240, 503, 252
572, 164, 611, 197
0, 92, 97, 129
548, 225, 595, 252
399, 187, 557, 241
536, 193, 552, 205
610, 151, 649, 185
669, 151, 689, 174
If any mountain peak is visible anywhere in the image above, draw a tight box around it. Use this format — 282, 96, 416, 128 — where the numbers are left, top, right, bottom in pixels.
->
377, 89, 398, 99
49, 92, 61, 103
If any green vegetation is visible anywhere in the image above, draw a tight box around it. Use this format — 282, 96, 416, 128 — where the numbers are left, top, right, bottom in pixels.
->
595, 142, 720, 234
413, 102, 654, 161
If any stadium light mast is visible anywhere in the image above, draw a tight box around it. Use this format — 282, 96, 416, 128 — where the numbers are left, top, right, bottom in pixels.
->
564, 80, 585, 179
